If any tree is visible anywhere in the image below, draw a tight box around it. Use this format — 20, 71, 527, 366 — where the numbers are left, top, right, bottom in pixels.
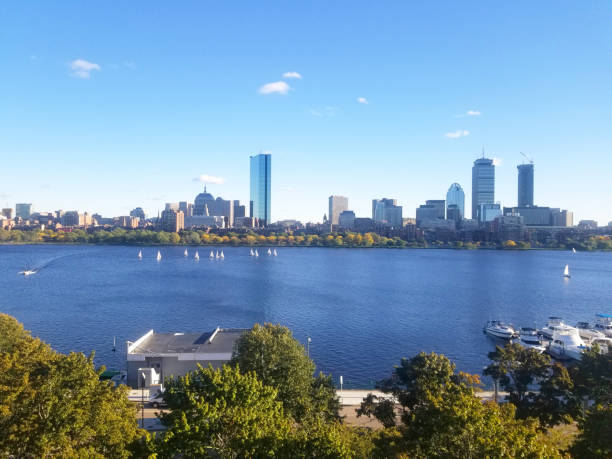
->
356, 393, 396, 428
0, 314, 142, 458
231, 323, 339, 422
532, 362, 580, 427
484, 342, 550, 418
156, 364, 292, 458
570, 404, 612, 458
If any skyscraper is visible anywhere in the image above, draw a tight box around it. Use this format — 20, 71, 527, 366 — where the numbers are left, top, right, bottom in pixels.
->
517, 163, 534, 207
328, 196, 348, 226
372, 198, 403, 227
446, 183, 465, 219
250, 153, 271, 225
15, 203, 32, 219
471, 158, 495, 220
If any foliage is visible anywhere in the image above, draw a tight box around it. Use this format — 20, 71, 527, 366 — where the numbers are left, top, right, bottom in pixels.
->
356, 393, 396, 428
570, 344, 612, 405
156, 364, 292, 458
0, 314, 142, 458
570, 404, 612, 458
231, 323, 339, 422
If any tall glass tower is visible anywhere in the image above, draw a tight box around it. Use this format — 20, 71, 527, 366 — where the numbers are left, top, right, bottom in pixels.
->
517, 163, 534, 207
446, 183, 465, 218
250, 153, 271, 225
471, 158, 495, 220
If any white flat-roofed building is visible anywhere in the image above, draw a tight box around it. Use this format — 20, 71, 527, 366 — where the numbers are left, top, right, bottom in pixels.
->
126, 327, 248, 388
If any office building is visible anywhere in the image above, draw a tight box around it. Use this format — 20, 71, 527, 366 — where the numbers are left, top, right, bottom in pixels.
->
115, 216, 139, 229
338, 210, 356, 229
479, 203, 502, 223
233, 200, 246, 219
126, 327, 248, 388
517, 163, 534, 207
250, 153, 271, 225
471, 158, 495, 220
193, 187, 234, 226
130, 207, 147, 221
328, 196, 349, 226
493, 213, 525, 241
578, 220, 598, 230
446, 183, 465, 219
160, 209, 184, 232
425, 200, 445, 219
446, 204, 462, 223
372, 198, 403, 227
15, 203, 32, 219
165, 202, 180, 211
552, 209, 573, 227
179, 202, 193, 217
1, 208, 12, 219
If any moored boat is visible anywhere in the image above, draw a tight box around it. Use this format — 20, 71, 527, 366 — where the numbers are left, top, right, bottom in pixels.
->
540, 317, 574, 340
594, 314, 612, 338
548, 329, 588, 361
484, 321, 516, 340
516, 327, 547, 353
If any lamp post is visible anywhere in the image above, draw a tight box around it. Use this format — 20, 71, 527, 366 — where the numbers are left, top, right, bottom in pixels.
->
340, 375, 343, 405
140, 372, 146, 429
307, 337, 312, 358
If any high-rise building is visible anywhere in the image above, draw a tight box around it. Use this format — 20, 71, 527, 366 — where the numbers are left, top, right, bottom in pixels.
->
479, 203, 502, 223
328, 196, 348, 226
130, 207, 147, 221
425, 200, 446, 219
233, 200, 246, 219
15, 203, 32, 219
372, 198, 403, 227
1, 208, 12, 219
517, 163, 534, 207
338, 210, 355, 229
446, 183, 465, 219
179, 201, 193, 217
160, 209, 185, 232
472, 158, 495, 220
250, 153, 271, 225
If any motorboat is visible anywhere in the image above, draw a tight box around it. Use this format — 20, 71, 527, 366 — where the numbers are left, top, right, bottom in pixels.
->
575, 321, 606, 341
484, 321, 517, 340
563, 264, 570, 278
156, 251, 162, 261
540, 317, 575, 340
594, 314, 612, 338
194, 251, 199, 260
588, 337, 611, 354
19, 270, 37, 276
516, 327, 547, 353
548, 329, 588, 361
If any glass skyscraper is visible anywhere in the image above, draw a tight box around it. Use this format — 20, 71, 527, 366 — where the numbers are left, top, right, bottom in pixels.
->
446, 183, 465, 218
471, 158, 495, 220
250, 153, 271, 225
517, 163, 534, 207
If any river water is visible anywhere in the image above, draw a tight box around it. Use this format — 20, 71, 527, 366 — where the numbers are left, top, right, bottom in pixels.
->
1, 245, 610, 387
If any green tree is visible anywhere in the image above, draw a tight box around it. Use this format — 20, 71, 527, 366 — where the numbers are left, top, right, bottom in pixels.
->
0, 314, 142, 458
231, 323, 339, 422
570, 404, 612, 458
156, 364, 292, 458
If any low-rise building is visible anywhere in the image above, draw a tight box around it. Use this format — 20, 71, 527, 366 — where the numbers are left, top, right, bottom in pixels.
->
126, 327, 248, 388
338, 210, 355, 229
160, 209, 185, 232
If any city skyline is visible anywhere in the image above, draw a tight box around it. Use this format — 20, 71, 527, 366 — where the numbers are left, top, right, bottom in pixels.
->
1, 2, 611, 223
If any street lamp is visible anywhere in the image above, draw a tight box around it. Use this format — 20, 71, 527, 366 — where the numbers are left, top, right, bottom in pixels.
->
307, 337, 312, 358
140, 372, 147, 429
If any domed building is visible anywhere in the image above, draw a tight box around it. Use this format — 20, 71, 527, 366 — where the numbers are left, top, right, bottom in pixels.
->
194, 186, 215, 216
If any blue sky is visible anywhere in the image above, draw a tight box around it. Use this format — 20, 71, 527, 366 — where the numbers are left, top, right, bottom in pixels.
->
1, 1, 611, 224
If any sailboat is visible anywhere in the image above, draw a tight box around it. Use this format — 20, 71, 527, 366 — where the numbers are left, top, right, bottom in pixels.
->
194, 251, 200, 260
138, 250, 142, 259
250, 248, 254, 256
255, 249, 259, 257
267, 248, 272, 256
563, 264, 570, 278
572, 248, 576, 254
220, 250, 225, 259
215, 250, 219, 259
156, 251, 162, 261
209, 250, 214, 259
184, 249, 188, 257
273, 249, 278, 256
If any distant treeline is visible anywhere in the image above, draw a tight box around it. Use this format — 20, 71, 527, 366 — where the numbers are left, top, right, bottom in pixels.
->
1, 227, 611, 251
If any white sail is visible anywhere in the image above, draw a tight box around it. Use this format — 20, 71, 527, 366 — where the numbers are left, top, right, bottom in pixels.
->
250, 248, 254, 256
138, 250, 142, 259
184, 249, 188, 257
572, 248, 576, 254
563, 264, 570, 277
215, 250, 219, 259
273, 249, 278, 256
209, 250, 214, 258
195, 251, 200, 260
267, 248, 272, 256
220, 250, 224, 258
255, 249, 259, 257
157, 251, 162, 261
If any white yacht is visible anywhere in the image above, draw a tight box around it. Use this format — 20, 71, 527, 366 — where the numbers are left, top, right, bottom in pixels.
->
273, 249, 278, 256
540, 317, 575, 340
575, 321, 606, 341
516, 327, 547, 353
156, 251, 162, 261
220, 250, 224, 259
138, 250, 142, 259
484, 321, 517, 340
548, 329, 588, 361
563, 264, 570, 278
194, 251, 200, 260
594, 314, 612, 338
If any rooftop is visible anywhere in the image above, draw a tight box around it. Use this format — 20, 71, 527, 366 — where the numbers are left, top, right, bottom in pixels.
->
128, 327, 248, 356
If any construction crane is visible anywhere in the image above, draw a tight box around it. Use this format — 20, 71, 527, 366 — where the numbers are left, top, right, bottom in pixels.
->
520, 152, 534, 164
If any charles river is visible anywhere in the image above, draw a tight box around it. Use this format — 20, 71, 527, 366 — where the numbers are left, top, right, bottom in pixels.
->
1, 245, 610, 388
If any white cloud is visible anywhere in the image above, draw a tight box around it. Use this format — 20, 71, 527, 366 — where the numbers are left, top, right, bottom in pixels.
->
310, 106, 337, 117
69, 59, 101, 78
282, 71, 302, 79
258, 81, 291, 95
444, 130, 470, 139
357, 97, 369, 104
194, 174, 226, 185
466, 109, 481, 116
492, 157, 503, 166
